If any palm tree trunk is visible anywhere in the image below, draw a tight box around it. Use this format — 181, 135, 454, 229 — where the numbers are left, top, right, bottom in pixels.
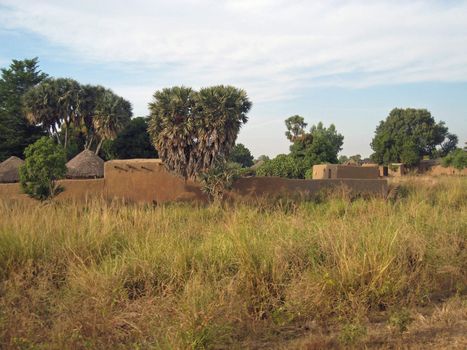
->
95, 139, 104, 155
64, 126, 68, 154
85, 135, 94, 150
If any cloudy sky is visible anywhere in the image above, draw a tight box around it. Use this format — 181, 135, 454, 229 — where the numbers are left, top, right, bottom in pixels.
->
1, 0, 466, 158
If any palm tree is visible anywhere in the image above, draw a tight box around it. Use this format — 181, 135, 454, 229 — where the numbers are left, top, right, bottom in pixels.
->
23, 78, 81, 152
148, 86, 197, 179
92, 89, 132, 155
24, 81, 132, 156
148, 85, 251, 180
195, 85, 251, 174
23, 79, 59, 140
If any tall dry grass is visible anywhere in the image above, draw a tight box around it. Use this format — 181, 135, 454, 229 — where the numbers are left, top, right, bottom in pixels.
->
0, 176, 465, 349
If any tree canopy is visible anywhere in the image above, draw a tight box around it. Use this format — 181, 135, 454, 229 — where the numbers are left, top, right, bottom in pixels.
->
102, 117, 157, 160
338, 154, 362, 164
257, 118, 344, 179
285, 115, 308, 142
290, 122, 344, 166
22, 79, 132, 157
19, 137, 66, 200
442, 149, 467, 170
148, 85, 251, 179
370, 108, 457, 166
256, 154, 303, 178
0, 58, 47, 161
228, 143, 254, 167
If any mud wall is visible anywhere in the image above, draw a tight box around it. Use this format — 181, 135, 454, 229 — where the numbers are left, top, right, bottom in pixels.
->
0, 159, 388, 204
336, 166, 379, 179
104, 159, 207, 204
55, 179, 104, 200
0, 183, 28, 202
312, 164, 379, 179
429, 165, 467, 176
0, 179, 104, 203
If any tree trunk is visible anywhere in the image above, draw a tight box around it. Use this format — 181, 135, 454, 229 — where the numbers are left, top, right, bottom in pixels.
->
85, 135, 94, 150
64, 126, 68, 155
95, 139, 104, 156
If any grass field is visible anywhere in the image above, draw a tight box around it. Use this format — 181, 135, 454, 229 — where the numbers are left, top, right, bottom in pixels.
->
0, 176, 466, 349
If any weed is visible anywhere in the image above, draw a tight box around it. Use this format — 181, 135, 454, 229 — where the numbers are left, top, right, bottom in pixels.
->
338, 322, 367, 346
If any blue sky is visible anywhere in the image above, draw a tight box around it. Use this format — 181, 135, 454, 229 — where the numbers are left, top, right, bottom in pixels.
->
1, 0, 466, 158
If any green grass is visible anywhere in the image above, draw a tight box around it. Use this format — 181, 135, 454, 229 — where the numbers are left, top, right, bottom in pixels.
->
0, 176, 465, 349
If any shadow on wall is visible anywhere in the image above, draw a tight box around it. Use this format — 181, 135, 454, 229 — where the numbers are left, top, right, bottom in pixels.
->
104, 159, 208, 204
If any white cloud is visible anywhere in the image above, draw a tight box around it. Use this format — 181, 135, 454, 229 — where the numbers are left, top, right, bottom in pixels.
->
0, 0, 466, 104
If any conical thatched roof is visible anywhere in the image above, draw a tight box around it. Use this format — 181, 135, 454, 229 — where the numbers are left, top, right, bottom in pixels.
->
66, 150, 104, 179
0, 156, 24, 183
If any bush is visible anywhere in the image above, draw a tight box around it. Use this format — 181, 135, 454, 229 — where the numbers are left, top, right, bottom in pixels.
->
442, 148, 467, 170
256, 154, 306, 178
199, 162, 241, 203
19, 137, 67, 200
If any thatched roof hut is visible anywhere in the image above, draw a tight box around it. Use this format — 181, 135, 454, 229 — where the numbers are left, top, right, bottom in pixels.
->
66, 150, 104, 179
0, 156, 25, 183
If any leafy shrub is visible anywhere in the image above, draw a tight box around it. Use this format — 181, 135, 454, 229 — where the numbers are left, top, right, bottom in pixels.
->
199, 162, 240, 203
442, 148, 467, 170
19, 137, 67, 200
256, 154, 305, 178
338, 322, 367, 346
389, 309, 413, 334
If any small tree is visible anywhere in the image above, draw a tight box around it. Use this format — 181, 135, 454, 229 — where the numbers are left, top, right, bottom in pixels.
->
338, 155, 349, 164
199, 162, 241, 204
285, 115, 307, 142
229, 143, 254, 167
288, 122, 344, 178
442, 149, 467, 170
19, 137, 66, 200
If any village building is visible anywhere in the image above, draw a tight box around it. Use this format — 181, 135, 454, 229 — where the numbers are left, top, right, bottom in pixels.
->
0, 156, 24, 183
66, 150, 104, 179
312, 164, 380, 179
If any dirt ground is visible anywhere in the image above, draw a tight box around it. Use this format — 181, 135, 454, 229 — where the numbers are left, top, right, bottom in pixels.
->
246, 296, 467, 349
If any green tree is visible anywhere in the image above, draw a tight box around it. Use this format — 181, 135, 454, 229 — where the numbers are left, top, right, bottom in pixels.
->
148, 85, 252, 179
285, 115, 307, 142
0, 58, 47, 161
22, 78, 81, 152
338, 154, 361, 164
228, 143, 254, 167
256, 154, 304, 178
338, 155, 349, 164
442, 148, 467, 170
256, 155, 270, 162
103, 117, 157, 160
19, 137, 67, 200
23, 81, 132, 157
92, 89, 132, 154
370, 108, 457, 166
289, 122, 344, 177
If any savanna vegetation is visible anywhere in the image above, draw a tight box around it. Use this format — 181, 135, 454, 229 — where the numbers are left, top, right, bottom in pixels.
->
370, 108, 458, 166
0, 176, 465, 349
256, 117, 344, 179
